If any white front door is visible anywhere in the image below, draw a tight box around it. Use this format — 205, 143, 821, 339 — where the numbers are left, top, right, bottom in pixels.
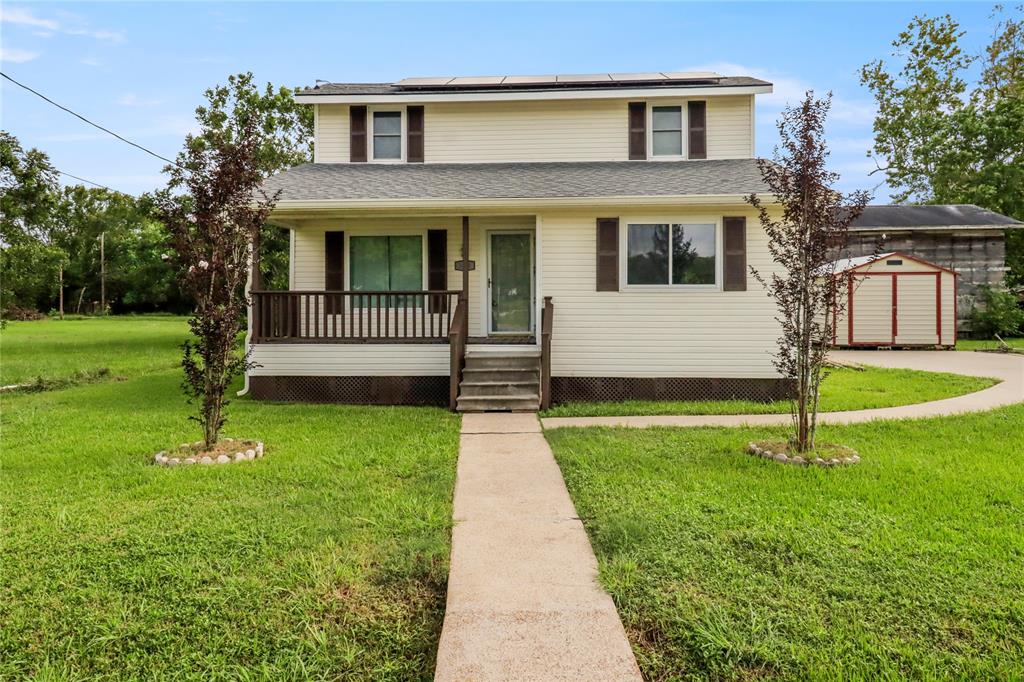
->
487, 231, 534, 335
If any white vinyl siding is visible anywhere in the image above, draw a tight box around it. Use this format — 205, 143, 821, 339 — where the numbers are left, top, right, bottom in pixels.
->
540, 208, 780, 378
315, 104, 349, 163
249, 344, 449, 376
312, 95, 755, 164
706, 96, 754, 159
253, 208, 782, 380
423, 99, 626, 162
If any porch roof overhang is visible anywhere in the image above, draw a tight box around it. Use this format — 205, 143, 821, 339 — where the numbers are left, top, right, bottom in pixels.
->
262, 159, 775, 223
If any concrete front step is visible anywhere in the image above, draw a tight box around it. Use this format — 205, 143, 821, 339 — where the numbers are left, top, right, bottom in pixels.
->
460, 380, 540, 398
456, 394, 541, 412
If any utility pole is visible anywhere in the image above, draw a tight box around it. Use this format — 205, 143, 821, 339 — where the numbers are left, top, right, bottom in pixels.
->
99, 232, 106, 315
58, 263, 64, 320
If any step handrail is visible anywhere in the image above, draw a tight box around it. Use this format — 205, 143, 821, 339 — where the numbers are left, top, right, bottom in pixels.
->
448, 299, 468, 410
540, 296, 554, 410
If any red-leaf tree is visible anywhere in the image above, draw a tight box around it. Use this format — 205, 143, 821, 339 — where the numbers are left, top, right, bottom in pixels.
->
747, 92, 869, 453
156, 116, 277, 448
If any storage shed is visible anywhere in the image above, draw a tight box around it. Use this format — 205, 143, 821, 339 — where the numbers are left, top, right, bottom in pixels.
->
832, 252, 957, 348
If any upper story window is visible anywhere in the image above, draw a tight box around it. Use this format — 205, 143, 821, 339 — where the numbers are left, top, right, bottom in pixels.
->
372, 111, 403, 160
626, 222, 717, 286
651, 106, 683, 157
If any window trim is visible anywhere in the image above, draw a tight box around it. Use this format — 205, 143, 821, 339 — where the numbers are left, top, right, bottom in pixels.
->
619, 217, 722, 291
368, 107, 406, 163
644, 99, 708, 161
649, 104, 685, 159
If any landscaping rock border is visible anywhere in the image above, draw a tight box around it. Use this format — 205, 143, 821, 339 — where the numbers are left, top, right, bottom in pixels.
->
746, 441, 859, 467
153, 438, 264, 467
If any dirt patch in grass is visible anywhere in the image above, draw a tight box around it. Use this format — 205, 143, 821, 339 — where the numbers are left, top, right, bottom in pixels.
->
0, 367, 122, 393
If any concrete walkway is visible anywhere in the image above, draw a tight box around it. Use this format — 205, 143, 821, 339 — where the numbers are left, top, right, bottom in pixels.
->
543, 351, 1023, 430
435, 413, 642, 682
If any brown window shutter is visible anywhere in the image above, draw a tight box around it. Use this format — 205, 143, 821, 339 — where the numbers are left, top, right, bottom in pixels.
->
628, 102, 646, 160
596, 218, 620, 291
688, 101, 707, 159
325, 231, 345, 290
427, 229, 447, 312
350, 106, 367, 162
407, 106, 424, 163
723, 217, 746, 291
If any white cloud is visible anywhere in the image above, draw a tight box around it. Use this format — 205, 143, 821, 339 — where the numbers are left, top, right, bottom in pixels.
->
0, 47, 40, 63
80, 56, 103, 67
66, 27, 125, 43
1, 5, 124, 43
685, 61, 876, 124
0, 6, 59, 31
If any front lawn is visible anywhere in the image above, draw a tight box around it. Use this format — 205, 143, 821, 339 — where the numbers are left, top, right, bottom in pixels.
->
547, 407, 1024, 679
0, 315, 190, 385
957, 337, 1024, 352
541, 366, 997, 418
1, 371, 459, 679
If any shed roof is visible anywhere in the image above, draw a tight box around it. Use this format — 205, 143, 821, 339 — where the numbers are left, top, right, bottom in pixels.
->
263, 159, 771, 203
850, 205, 1022, 231
830, 253, 896, 273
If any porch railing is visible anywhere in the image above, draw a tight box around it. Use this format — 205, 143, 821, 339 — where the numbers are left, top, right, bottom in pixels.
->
251, 290, 461, 343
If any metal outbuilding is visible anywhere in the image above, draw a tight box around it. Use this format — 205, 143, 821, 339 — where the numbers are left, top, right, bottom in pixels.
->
832, 252, 957, 348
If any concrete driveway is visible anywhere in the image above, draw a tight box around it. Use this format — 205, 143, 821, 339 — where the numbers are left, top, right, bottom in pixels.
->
542, 350, 1023, 430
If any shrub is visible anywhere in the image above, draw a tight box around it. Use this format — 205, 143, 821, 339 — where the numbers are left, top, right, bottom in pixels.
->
970, 284, 1024, 338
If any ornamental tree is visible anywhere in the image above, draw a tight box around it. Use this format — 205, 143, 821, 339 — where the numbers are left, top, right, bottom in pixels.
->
747, 92, 869, 453
156, 116, 277, 448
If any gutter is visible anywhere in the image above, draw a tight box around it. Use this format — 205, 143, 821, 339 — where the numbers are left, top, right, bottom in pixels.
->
267, 194, 779, 215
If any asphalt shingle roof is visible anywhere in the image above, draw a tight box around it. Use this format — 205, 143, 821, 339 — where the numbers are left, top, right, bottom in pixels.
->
263, 160, 771, 202
851, 204, 1022, 229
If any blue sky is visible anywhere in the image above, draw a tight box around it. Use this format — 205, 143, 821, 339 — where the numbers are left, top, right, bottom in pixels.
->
0, 2, 1000, 199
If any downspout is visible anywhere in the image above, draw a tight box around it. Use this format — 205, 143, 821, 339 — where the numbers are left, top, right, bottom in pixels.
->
237, 228, 262, 397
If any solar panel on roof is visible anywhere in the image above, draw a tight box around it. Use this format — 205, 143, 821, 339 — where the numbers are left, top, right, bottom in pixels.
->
392, 71, 730, 90
608, 72, 668, 82
502, 75, 558, 85
397, 77, 454, 86
663, 71, 722, 80
555, 73, 613, 83
447, 76, 506, 86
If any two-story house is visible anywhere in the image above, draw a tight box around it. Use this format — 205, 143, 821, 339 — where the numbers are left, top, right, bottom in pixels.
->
246, 71, 788, 411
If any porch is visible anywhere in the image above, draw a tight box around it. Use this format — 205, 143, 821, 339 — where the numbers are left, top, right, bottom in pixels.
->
248, 216, 553, 410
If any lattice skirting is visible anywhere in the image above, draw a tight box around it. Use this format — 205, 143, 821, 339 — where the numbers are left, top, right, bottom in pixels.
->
550, 377, 796, 404
249, 376, 448, 406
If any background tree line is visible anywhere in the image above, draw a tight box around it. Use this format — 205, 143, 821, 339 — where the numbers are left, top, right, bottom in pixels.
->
1, 6, 1021, 320
1, 73, 311, 317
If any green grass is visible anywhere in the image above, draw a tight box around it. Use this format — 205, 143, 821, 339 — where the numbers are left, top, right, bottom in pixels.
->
1, 368, 459, 678
542, 366, 998, 418
0, 316, 191, 385
547, 407, 1024, 680
957, 337, 1024, 352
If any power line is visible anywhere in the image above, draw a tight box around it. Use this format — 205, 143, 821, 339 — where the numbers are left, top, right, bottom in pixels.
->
1, 70, 181, 168
57, 170, 117, 193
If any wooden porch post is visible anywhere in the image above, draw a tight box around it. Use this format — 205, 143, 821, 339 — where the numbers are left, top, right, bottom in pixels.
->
461, 216, 470, 334
251, 227, 263, 292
